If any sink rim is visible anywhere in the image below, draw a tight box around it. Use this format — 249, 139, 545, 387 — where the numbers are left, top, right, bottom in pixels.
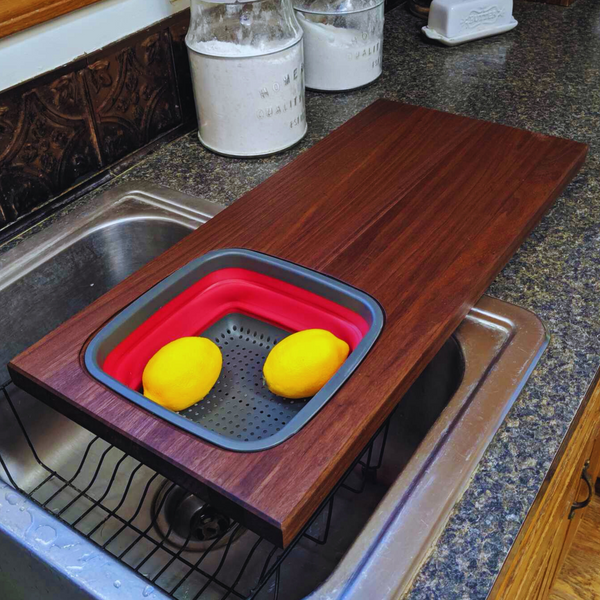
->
310, 296, 548, 600
0, 182, 548, 600
0, 182, 221, 297
0, 296, 547, 600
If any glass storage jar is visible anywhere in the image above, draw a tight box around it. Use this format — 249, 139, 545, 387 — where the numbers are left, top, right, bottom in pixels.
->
293, 0, 384, 92
186, 0, 306, 157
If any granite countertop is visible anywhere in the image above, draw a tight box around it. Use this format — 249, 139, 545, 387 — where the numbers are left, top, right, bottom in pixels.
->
5, 0, 600, 597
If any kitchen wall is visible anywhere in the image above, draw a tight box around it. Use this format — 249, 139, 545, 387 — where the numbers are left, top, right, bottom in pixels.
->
0, 0, 190, 93
0, 5, 196, 238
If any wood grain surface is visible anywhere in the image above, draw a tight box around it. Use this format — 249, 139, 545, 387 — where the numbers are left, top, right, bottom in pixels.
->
9, 100, 588, 547
0, 0, 103, 39
550, 490, 600, 600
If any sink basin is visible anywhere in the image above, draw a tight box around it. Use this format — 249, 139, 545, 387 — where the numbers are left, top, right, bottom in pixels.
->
0, 183, 547, 600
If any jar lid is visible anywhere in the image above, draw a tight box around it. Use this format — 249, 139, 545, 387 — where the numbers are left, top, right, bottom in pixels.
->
292, 0, 384, 14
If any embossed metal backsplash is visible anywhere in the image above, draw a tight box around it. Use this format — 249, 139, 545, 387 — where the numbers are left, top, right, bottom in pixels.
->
0, 12, 194, 232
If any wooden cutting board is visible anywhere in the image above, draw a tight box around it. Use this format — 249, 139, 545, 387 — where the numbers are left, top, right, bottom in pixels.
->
9, 100, 587, 548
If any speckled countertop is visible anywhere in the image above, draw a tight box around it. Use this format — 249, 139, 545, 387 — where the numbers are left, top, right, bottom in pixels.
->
5, 0, 600, 597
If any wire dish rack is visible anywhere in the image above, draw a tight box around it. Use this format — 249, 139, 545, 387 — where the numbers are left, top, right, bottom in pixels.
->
0, 379, 391, 600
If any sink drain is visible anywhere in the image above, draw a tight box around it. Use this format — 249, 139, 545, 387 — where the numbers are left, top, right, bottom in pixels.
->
152, 482, 244, 552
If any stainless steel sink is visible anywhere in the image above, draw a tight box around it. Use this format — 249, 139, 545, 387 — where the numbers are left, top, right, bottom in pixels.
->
0, 183, 548, 600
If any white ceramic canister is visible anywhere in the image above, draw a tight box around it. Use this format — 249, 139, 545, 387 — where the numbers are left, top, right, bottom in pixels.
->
186, 0, 307, 157
293, 0, 384, 92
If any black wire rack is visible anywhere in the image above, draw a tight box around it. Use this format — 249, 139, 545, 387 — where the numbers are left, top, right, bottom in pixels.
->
0, 379, 392, 600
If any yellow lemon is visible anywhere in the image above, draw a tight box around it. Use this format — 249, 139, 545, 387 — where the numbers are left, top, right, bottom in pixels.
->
263, 329, 350, 399
142, 337, 222, 412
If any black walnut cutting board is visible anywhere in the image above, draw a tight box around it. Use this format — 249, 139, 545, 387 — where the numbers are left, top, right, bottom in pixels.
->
9, 100, 588, 547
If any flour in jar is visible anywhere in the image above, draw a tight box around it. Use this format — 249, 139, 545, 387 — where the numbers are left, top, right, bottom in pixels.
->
187, 38, 306, 157
296, 12, 383, 91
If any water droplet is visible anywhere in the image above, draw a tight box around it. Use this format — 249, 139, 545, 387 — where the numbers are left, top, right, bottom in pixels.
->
143, 585, 154, 597
6, 492, 19, 505
114, 580, 122, 589
79, 552, 95, 563
35, 525, 57, 545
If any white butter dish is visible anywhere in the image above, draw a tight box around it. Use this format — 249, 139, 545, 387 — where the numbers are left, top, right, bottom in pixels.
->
422, 0, 517, 46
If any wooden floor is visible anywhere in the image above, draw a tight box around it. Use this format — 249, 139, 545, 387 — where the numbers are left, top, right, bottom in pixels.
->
551, 492, 600, 600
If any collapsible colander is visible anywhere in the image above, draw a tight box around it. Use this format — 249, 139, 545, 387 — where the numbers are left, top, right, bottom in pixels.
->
85, 249, 384, 451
